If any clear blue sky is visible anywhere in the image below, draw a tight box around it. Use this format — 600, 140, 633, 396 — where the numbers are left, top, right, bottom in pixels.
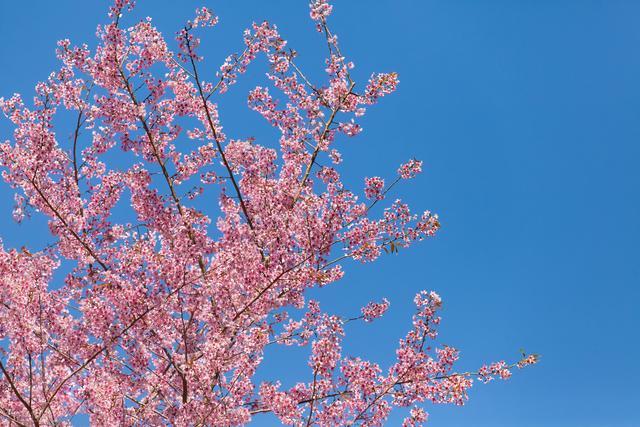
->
1, 1, 639, 426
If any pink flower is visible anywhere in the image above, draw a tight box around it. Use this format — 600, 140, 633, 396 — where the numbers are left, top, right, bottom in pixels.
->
518, 354, 539, 368
403, 406, 429, 427
192, 7, 218, 28
310, 0, 333, 22
12, 193, 26, 223
364, 176, 385, 200
398, 158, 423, 179
361, 298, 390, 322
365, 72, 399, 103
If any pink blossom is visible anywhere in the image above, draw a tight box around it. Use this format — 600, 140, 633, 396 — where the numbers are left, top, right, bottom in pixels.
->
518, 354, 539, 368
192, 7, 218, 28
365, 72, 400, 103
12, 193, 26, 223
364, 176, 385, 200
398, 158, 423, 179
329, 149, 342, 164
310, 0, 333, 22
361, 298, 390, 322
403, 406, 429, 427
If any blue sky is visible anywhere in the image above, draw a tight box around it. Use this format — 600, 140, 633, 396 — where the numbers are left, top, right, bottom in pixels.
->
1, 1, 639, 426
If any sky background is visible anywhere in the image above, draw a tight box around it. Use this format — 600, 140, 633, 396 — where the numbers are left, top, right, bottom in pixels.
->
1, 1, 639, 426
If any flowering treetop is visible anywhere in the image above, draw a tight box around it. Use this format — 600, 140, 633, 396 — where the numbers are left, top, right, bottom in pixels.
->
0, 0, 536, 425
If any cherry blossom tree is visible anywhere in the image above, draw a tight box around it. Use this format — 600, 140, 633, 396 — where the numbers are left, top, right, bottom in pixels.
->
0, 1, 536, 425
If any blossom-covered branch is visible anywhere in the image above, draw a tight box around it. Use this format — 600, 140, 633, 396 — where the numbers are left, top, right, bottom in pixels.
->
0, 0, 535, 425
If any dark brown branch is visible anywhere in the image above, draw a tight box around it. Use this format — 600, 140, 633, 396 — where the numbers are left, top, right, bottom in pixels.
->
292, 82, 355, 205
305, 370, 318, 426
27, 174, 108, 271
0, 360, 39, 427
185, 34, 255, 232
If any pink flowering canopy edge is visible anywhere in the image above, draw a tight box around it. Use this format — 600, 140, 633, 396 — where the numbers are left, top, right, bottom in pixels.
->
0, 0, 537, 425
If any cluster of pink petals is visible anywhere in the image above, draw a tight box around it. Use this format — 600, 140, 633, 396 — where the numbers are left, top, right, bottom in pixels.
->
402, 406, 429, 427
192, 7, 218, 28
364, 176, 385, 200
398, 158, 423, 179
310, 0, 333, 22
361, 298, 390, 322
478, 361, 513, 383
365, 72, 400, 103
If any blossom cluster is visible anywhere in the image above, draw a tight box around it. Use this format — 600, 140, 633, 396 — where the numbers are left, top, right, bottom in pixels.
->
364, 176, 385, 200
398, 158, 423, 179
361, 298, 390, 322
